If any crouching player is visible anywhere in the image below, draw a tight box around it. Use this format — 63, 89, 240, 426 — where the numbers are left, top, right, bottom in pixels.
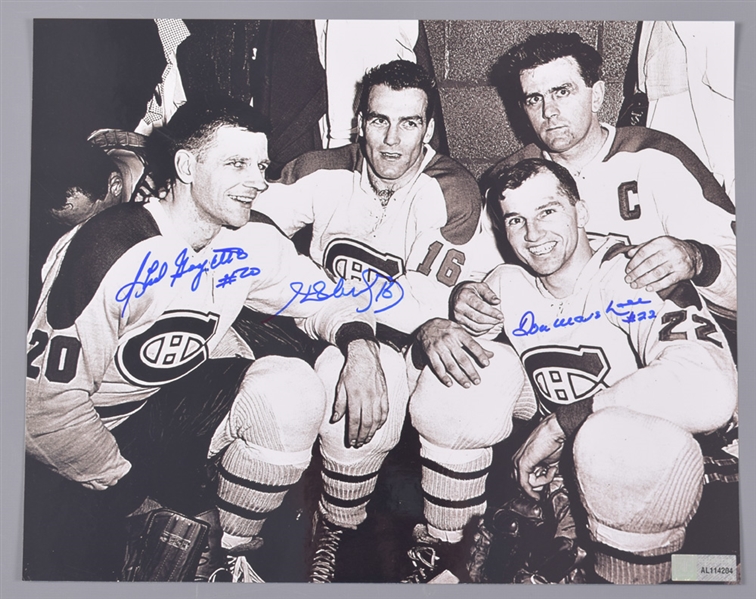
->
23, 97, 391, 582
412, 158, 737, 583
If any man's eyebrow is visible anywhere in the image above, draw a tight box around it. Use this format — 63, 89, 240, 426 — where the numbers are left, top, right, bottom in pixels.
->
503, 200, 562, 220
535, 200, 563, 211
522, 83, 574, 99
224, 155, 270, 165
549, 83, 574, 94
365, 111, 424, 124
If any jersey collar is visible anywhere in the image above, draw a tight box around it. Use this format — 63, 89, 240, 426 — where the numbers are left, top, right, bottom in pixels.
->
541, 123, 617, 177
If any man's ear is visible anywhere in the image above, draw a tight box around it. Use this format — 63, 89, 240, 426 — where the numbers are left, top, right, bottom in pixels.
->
106, 171, 124, 204
174, 149, 196, 184
357, 113, 365, 138
423, 118, 436, 145
576, 199, 590, 228
591, 80, 606, 114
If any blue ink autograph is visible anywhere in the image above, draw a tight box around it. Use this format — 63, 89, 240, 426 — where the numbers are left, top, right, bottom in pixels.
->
115, 247, 257, 316
512, 297, 656, 337
272, 270, 404, 319
171, 247, 250, 290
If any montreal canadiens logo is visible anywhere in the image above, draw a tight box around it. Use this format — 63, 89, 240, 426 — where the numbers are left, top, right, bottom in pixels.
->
520, 345, 610, 415
115, 310, 219, 387
323, 238, 405, 284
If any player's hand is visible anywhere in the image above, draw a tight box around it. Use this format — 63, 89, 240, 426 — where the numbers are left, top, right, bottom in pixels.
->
415, 318, 495, 388
452, 282, 504, 334
513, 413, 566, 500
624, 236, 702, 292
80, 467, 130, 491
331, 339, 389, 448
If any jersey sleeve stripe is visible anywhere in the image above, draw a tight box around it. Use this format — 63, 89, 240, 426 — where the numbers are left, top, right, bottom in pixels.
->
607, 127, 735, 215
423, 153, 483, 245
275, 143, 362, 184
47, 203, 160, 330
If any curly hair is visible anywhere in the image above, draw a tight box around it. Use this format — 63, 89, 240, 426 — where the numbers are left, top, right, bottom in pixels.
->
40, 142, 119, 208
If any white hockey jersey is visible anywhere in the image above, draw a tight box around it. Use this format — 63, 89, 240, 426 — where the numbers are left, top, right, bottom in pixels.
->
493, 124, 737, 316
254, 143, 502, 335
25, 199, 376, 486
482, 239, 736, 434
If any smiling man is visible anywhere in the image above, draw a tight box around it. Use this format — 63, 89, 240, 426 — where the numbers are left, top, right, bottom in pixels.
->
463, 32, 736, 338
24, 97, 390, 582
412, 158, 737, 584
252, 59, 501, 582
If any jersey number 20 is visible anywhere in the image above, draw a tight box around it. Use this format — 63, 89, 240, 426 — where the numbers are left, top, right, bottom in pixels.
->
27, 330, 82, 383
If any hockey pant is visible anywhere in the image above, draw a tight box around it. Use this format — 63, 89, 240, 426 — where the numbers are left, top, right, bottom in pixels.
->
408, 339, 536, 542
314, 343, 411, 529
210, 356, 328, 542
573, 407, 704, 584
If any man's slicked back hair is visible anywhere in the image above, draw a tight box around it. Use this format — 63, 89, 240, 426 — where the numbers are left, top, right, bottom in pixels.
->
358, 59, 436, 121
486, 158, 581, 232
147, 95, 270, 189
501, 32, 603, 97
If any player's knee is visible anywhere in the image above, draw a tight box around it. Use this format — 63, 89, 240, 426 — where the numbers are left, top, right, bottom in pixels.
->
410, 342, 526, 450
317, 344, 409, 462
235, 356, 327, 452
315, 342, 408, 399
313, 345, 344, 393
573, 407, 703, 555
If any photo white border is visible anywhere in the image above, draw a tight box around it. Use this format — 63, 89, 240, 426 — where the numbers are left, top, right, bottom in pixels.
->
2, 2, 754, 598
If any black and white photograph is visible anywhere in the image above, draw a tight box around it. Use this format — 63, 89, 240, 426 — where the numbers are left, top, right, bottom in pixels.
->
20, 17, 740, 587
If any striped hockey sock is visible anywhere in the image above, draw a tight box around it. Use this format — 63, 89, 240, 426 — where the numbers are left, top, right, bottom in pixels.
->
216, 439, 310, 538
420, 440, 492, 543
318, 451, 385, 529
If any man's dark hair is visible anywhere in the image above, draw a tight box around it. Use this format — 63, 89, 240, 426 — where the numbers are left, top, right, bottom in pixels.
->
358, 60, 436, 121
502, 32, 603, 92
147, 95, 270, 190
40, 142, 119, 209
486, 158, 581, 232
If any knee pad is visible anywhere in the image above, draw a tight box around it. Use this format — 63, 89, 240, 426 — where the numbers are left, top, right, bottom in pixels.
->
229, 356, 327, 453
410, 340, 526, 450
573, 407, 704, 555
316, 344, 409, 466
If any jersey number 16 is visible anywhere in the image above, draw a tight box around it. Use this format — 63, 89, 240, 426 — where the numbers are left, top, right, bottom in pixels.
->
416, 241, 466, 287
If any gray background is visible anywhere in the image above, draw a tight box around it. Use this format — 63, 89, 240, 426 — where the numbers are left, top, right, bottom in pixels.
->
2, 1, 754, 599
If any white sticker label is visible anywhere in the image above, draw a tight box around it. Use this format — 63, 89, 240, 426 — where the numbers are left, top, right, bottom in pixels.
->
671, 554, 738, 582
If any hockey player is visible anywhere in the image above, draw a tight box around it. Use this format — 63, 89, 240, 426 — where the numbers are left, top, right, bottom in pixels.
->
472, 32, 736, 326
255, 59, 500, 336
23, 97, 392, 581
412, 158, 737, 583
251, 59, 501, 582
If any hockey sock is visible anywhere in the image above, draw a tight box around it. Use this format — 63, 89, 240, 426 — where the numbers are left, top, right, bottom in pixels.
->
216, 439, 311, 539
419, 440, 492, 543
318, 450, 385, 530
